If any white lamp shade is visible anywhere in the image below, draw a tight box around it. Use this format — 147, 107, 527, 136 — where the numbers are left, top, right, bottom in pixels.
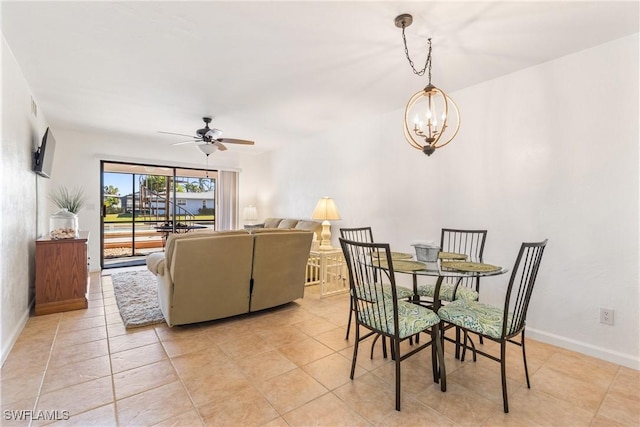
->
197, 143, 218, 155
311, 197, 341, 221
243, 205, 258, 221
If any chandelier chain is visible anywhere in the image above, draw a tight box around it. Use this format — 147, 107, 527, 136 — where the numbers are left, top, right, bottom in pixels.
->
401, 25, 432, 83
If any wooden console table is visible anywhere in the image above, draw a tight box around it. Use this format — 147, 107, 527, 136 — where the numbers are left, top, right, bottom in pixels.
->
35, 231, 89, 315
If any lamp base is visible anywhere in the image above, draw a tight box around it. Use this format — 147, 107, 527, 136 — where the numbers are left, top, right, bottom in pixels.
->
318, 220, 333, 250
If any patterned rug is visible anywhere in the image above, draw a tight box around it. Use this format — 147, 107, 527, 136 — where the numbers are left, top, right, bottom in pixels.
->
110, 270, 165, 328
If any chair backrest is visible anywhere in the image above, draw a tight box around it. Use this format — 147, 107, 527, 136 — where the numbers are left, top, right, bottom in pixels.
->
339, 238, 400, 337
502, 240, 548, 338
340, 227, 374, 243
441, 228, 488, 291
340, 227, 379, 282
440, 228, 487, 262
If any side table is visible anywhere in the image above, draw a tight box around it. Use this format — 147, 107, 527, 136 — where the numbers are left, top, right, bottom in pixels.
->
35, 231, 89, 315
306, 248, 348, 297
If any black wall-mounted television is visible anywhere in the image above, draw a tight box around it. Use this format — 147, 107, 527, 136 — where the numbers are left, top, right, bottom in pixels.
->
33, 127, 56, 178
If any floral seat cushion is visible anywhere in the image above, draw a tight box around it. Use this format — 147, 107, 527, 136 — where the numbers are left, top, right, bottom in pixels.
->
437, 299, 513, 339
389, 284, 414, 300
358, 300, 439, 339
353, 284, 413, 302
417, 283, 478, 302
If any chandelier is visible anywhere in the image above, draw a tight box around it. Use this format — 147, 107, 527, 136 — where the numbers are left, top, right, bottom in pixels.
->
395, 14, 460, 156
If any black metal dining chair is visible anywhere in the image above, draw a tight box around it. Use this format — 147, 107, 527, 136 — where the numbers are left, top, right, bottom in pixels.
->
417, 228, 488, 303
339, 227, 413, 341
416, 228, 487, 355
437, 239, 548, 413
340, 238, 446, 411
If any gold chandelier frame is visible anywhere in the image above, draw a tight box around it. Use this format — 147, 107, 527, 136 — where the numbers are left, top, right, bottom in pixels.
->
396, 14, 461, 156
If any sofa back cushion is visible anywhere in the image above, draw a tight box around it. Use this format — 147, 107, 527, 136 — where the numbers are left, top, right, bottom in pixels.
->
277, 218, 299, 229
294, 220, 322, 240
169, 233, 254, 324
250, 230, 313, 311
263, 218, 282, 228
164, 229, 248, 266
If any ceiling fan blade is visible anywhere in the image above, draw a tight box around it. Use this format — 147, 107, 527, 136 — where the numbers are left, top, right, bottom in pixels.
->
171, 140, 199, 146
214, 141, 228, 151
218, 138, 255, 145
158, 131, 197, 138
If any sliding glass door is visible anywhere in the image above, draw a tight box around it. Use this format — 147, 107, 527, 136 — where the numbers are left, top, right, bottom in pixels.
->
101, 162, 217, 268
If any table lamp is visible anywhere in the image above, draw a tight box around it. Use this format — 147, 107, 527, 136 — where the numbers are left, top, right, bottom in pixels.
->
243, 205, 258, 225
311, 197, 340, 250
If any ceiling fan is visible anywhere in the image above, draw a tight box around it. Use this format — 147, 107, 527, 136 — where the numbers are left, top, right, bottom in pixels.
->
159, 116, 255, 155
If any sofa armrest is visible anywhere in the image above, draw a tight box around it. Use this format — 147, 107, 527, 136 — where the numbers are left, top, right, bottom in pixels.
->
146, 252, 166, 276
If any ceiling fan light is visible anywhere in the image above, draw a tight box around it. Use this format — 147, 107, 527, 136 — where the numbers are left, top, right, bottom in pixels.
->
205, 129, 223, 139
197, 143, 218, 156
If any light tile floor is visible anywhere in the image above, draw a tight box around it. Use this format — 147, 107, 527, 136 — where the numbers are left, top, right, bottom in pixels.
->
1, 270, 638, 426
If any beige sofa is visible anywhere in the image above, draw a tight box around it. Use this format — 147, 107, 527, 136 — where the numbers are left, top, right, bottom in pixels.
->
262, 218, 322, 240
146, 229, 313, 326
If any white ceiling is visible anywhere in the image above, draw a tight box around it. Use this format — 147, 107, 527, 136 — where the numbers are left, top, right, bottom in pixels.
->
2, 1, 638, 154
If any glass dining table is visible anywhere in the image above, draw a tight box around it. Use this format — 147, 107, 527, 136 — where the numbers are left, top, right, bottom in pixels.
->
384, 255, 508, 311
374, 251, 509, 388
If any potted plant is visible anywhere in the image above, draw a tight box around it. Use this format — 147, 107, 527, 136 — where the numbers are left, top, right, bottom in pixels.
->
49, 186, 87, 238
50, 185, 87, 214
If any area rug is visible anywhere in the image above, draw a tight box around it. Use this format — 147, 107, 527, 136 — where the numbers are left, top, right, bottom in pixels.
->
110, 270, 165, 328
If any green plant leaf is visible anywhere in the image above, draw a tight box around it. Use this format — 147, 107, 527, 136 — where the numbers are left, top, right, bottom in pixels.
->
50, 185, 87, 214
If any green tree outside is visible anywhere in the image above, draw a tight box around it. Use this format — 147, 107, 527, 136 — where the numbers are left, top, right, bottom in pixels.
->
104, 185, 121, 214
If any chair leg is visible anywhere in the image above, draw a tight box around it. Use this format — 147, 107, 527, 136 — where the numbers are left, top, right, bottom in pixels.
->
461, 332, 467, 362
345, 298, 353, 340
469, 333, 477, 362
390, 337, 396, 361
432, 329, 438, 382
500, 340, 509, 413
434, 324, 447, 392
455, 326, 461, 359
521, 330, 531, 388
350, 324, 359, 380
459, 331, 477, 362
370, 334, 388, 359
394, 338, 401, 411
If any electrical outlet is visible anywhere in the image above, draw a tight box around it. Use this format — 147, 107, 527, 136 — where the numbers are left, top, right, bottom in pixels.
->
600, 307, 614, 326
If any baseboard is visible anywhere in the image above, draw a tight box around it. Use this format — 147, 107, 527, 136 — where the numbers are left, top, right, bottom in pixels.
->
1, 304, 31, 367
527, 327, 640, 370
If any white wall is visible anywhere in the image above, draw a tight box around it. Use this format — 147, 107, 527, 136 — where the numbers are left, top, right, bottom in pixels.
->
1, 37, 51, 364
256, 34, 639, 368
238, 152, 274, 226
48, 128, 243, 271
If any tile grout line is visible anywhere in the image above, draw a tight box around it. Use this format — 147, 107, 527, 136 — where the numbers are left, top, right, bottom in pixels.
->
101, 273, 121, 427
591, 365, 621, 423
154, 325, 208, 426
30, 313, 62, 427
